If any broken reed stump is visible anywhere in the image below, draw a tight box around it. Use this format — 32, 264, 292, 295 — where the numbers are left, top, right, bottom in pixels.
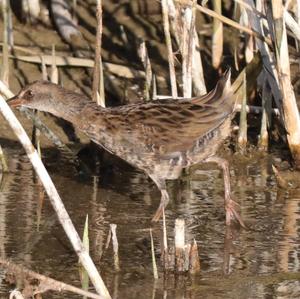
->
160, 218, 200, 274
175, 219, 185, 272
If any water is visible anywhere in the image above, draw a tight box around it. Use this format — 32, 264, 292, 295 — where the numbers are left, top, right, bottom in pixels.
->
0, 146, 300, 298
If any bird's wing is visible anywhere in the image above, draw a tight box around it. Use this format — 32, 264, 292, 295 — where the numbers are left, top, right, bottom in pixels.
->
117, 101, 229, 158
87, 70, 234, 161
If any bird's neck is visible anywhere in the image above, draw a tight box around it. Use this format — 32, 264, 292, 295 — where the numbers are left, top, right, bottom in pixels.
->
46, 93, 104, 126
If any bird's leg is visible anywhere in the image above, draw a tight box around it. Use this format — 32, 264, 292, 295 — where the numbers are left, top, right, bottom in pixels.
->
152, 189, 170, 222
205, 156, 245, 228
150, 177, 170, 222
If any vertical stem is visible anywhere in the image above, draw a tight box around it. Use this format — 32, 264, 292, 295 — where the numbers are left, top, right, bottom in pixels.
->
212, 0, 223, 69
174, 218, 185, 272
41, 56, 48, 81
138, 40, 152, 101
48, 45, 59, 157
272, 0, 300, 167
152, 74, 157, 100
162, 208, 168, 269
92, 0, 105, 107
162, 208, 168, 251
0, 145, 8, 172
258, 81, 271, 150
192, 29, 207, 95
150, 228, 158, 279
182, 2, 195, 98
161, 0, 178, 98
297, 0, 300, 70
72, 0, 77, 21
167, 0, 206, 95
243, 7, 254, 63
51, 44, 58, 84
1, 0, 9, 85
7, 2, 13, 46
237, 71, 247, 152
0, 0, 9, 172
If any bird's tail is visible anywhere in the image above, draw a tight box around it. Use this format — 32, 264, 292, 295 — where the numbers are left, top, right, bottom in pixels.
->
191, 68, 235, 112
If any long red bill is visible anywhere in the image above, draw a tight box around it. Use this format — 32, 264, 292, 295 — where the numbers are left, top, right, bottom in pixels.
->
7, 96, 24, 108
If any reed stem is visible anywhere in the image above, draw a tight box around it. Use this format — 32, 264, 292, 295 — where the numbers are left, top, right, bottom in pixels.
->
0, 4, 10, 174
237, 71, 248, 152
258, 81, 271, 150
1, 0, 9, 85
51, 45, 58, 84
182, 2, 195, 98
162, 208, 168, 269
92, 0, 105, 107
150, 228, 158, 279
138, 40, 152, 101
176, 0, 272, 46
0, 145, 8, 172
212, 0, 223, 69
162, 0, 178, 98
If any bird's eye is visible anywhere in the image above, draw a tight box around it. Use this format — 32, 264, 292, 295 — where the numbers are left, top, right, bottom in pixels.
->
24, 89, 33, 99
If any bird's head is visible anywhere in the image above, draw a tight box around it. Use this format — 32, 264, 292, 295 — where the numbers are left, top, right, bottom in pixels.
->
8, 80, 59, 111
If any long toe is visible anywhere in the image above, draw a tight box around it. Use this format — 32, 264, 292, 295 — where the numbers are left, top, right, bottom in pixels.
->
152, 205, 163, 222
152, 198, 168, 222
151, 188, 170, 222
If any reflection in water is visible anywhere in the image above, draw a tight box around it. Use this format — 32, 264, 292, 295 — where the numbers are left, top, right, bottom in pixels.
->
0, 149, 300, 298
277, 189, 300, 273
90, 175, 107, 261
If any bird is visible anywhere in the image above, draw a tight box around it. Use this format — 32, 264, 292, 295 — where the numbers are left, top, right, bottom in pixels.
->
8, 70, 244, 227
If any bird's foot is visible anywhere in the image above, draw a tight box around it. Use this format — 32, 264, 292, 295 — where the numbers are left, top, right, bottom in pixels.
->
225, 197, 246, 228
151, 204, 164, 222
151, 189, 170, 222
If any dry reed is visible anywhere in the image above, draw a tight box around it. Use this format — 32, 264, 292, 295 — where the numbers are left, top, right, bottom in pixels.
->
138, 40, 153, 100
0, 94, 111, 298
162, 0, 178, 98
237, 72, 248, 152
1, 0, 9, 85
181, 1, 196, 98
212, 0, 223, 69
92, 0, 105, 107
272, 1, 300, 167
150, 228, 158, 279
258, 80, 271, 150
51, 45, 58, 84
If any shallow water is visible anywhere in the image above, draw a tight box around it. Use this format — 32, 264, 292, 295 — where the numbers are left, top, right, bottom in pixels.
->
0, 146, 300, 298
